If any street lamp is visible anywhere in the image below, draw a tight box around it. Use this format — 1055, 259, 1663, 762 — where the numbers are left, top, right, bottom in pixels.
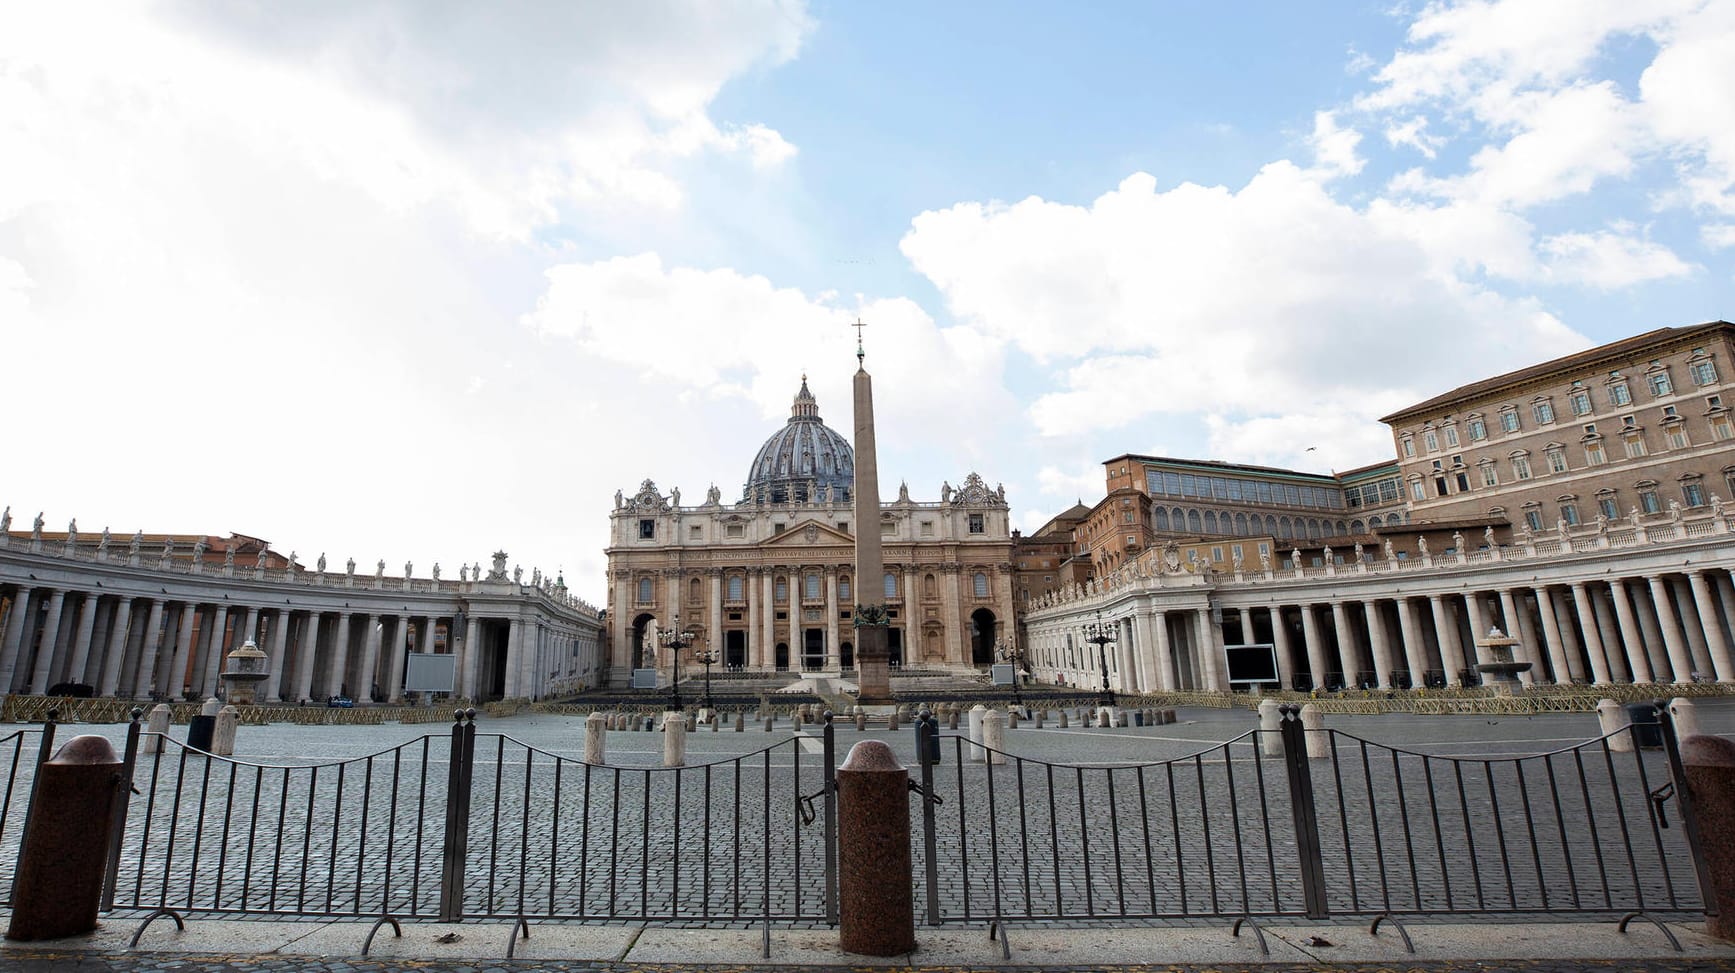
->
693, 639, 720, 715
995, 635, 1026, 711
1083, 610, 1116, 709
660, 612, 697, 711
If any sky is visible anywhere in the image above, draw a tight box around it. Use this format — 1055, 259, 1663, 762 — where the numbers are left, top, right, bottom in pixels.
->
2, 0, 1733, 603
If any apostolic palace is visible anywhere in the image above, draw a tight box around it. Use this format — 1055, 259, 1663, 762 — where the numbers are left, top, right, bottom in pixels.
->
2, 321, 1734, 704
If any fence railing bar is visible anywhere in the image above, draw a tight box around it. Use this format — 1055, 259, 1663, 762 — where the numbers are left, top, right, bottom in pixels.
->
297, 765, 316, 913
1481, 761, 1515, 910
1250, 739, 1279, 911
267, 765, 288, 913
1167, 761, 1185, 915
1599, 736, 1645, 911
1389, 750, 1421, 910
701, 763, 713, 919
241, 764, 262, 913
608, 766, 620, 917
1079, 765, 1094, 916
1452, 760, 1483, 911
1419, 753, 1450, 911
1513, 758, 1547, 911
1542, 753, 1580, 909
1327, 733, 1359, 911
579, 761, 593, 917
518, 748, 533, 917
1019, 758, 1036, 918
1571, 746, 1613, 909
986, 744, 1005, 921
1627, 726, 1679, 910
1358, 741, 1390, 914
639, 766, 652, 918
353, 757, 373, 915
1222, 744, 1249, 915
214, 759, 238, 908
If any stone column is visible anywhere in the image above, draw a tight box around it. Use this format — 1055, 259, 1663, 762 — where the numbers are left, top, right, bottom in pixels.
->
97, 598, 135, 697
200, 603, 230, 696
131, 600, 167, 698
941, 566, 963, 662
825, 568, 841, 669
1152, 610, 1175, 691
1689, 571, 1735, 682
1463, 592, 1491, 668
1195, 608, 1223, 691
63, 593, 100, 688
28, 589, 68, 695
1362, 600, 1394, 689
1648, 575, 1695, 682
761, 570, 775, 669
262, 610, 290, 702
1568, 583, 1613, 685
745, 569, 761, 669
1117, 617, 1137, 692
1589, 585, 1628, 683
1674, 576, 1717, 679
354, 614, 382, 702
462, 615, 483, 699
0, 587, 34, 693
1530, 588, 1567, 687
1632, 583, 1675, 681
503, 618, 523, 697
326, 613, 352, 699
166, 604, 197, 699
242, 607, 261, 651
1494, 589, 1542, 686
1328, 601, 1359, 688
1269, 606, 1294, 690
1395, 597, 1427, 687
1549, 592, 1586, 684
1300, 604, 1330, 690
293, 612, 321, 702
1234, 607, 1253, 646
1427, 595, 1466, 686
1606, 580, 1652, 683
385, 616, 410, 704
708, 570, 723, 670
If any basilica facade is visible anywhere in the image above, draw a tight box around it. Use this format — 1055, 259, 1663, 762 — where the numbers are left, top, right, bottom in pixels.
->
604, 379, 1017, 688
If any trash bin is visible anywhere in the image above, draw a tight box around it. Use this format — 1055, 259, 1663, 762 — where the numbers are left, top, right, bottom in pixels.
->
917, 718, 941, 766
1625, 703, 1664, 749
186, 714, 216, 752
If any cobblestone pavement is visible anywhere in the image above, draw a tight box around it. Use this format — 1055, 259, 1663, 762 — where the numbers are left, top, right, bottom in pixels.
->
6, 953, 1735, 972
4, 702, 1731, 927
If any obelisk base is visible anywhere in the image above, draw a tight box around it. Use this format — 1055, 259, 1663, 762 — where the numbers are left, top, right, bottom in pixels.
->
854, 626, 893, 704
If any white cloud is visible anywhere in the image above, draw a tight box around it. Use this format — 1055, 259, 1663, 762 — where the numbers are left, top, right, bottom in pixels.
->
1537, 228, 1695, 287
1383, 115, 1444, 158
1702, 224, 1735, 250
1035, 465, 1102, 502
1307, 111, 1365, 178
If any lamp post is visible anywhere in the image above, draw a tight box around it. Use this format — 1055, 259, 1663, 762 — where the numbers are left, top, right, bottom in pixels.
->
1083, 610, 1116, 709
694, 640, 720, 715
995, 636, 1026, 711
660, 612, 697, 712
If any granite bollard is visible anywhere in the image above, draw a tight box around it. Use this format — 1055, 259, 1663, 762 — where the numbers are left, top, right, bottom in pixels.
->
836, 741, 916, 955
981, 709, 1007, 765
663, 713, 687, 767
1258, 698, 1282, 756
1597, 698, 1634, 753
212, 705, 239, 757
1680, 734, 1735, 939
1300, 703, 1328, 759
6, 736, 124, 940
967, 704, 987, 762
1057, 710, 1069, 728
1671, 697, 1701, 740
143, 703, 171, 755
584, 713, 608, 764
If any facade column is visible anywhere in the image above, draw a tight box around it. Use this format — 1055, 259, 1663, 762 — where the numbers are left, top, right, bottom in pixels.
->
1194, 608, 1223, 691
1688, 570, 1735, 682
1606, 581, 1651, 682
708, 570, 723, 670
292, 612, 320, 702
941, 566, 963, 662
1234, 607, 1253, 645
1269, 606, 1294, 690
1427, 595, 1466, 686
1363, 600, 1395, 689
611, 572, 630, 676
745, 569, 761, 668
132, 600, 167, 698
169, 604, 199, 698
1530, 588, 1567, 688
1299, 604, 1330, 690
264, 609, 291, 702
0, 587, 34, 693
462, 615, 482, 699
1568, 583, 1613, 685
1328, 601, 1358, 688
1629, 584, 1672, 680
63, 593, 100, 688
1152, 610, 1175, 691
1463, 591, 1492, 669
902, 566, 918, 664
97, 598, 135, 696
326, 613, 352, 699
28, 588, 69, 695
824, 568, 840, 669
1117, 617, 1137, 692
1501, 589, 1551, 685
503, 619, 523, 697
1672, 577, 1716, 679
1588, 586, 1628, 683
1395, 597, 1428, 687
357, 613, 382, 702
760, 570, 775, 668
241, 607, 261, 648
1648, 575, 1695, 682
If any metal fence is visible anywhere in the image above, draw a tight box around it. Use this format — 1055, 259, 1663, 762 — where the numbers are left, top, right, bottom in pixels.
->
911, 703, 1708, 936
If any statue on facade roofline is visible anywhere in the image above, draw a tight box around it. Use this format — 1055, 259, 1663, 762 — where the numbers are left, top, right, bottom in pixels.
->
0, 507, 9, 532
707, 483, 722, 506
67, 518, 76, 539
514, 565, 523, 584
432, 563, 441, 581
1383, 539, 1396, 561
224, 544, 236, 569
317, 553, 327, 573
940, 481, 951, 503
405, 560, 413, 579
1353, 542, 1365, 563
346, 557, 356, 576
1418, 536, 1429, 557
898, 481, 910, 502
130, 530, 142, 555
31, 512, 43, 541
671, 486, 680, 507
97, 527, 110, 556
1452, 530, 1464, 552
615, 489, 624, 509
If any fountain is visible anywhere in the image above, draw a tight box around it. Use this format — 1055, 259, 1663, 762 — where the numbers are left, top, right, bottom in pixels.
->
220, 639, 269, 705
1473, 626, 1531, 695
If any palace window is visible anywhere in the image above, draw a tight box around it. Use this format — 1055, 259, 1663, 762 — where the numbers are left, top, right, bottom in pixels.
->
1692, 358, 1719, 386
839, 577, 851, 600
775, 577, 788, 602
973, 572, 990, 597
1624, 434, 1648, 458
1714, 416, 1734, 441
968, 513, 985, 534
1424, 429, 1439, 452
727, 575, 744, 600
1569, 389, 1593, 416
1609, 381, 1632, 406
1546, 447, 1568, 473
1599, 495, 1619, 520
1649, 368, 1674, 397
1409, 479, 1426, 500
884, 573, 897, 599
1685, 482, 1708, 507
1480, 463, 1499, 487
1444, 424, 1460, 447
1467, 417, 1487, 441
1533, 399, 1556, 425
1512, 455, 1533, 480
637, 578, 653, 603
1500, 409, 1521, 433
1667, 425, 1690, 450
1560, 502, 1580, 526
1524, 509, 1544, 531
1401, 436, 1415, 457
1640, 488, 1662, 514
805, 574, 821, 599
1585, 443, 1606, 465
638, 519, 655, 539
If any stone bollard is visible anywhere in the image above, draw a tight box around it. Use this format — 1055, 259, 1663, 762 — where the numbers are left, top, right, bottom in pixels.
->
1681, 734, 1735, 939
663, 713, 687, 767
1007, 710, 1019, 730
887, 712, 899, 731
212, 705, 239, 757
1597, 698, 1634, 753
947, 710, 959, 731
981, 710, 1007, 765
1115, 711, 1128, 728
143, 703, 171, 755
764, 716, 775, 732
856, 713, 867, 731
1301, 703, 1329, 759
6, 736, 125, 940
967, 705, 987, 762
687, 713, 698, 733
1671, 697, 1701, 740
1163, 708, 1177, 725
1034, 711, 1044, 729
1058, 710, 1069, 728
1259, 699, 1282, 757
1098, 709, 1111, 728
735, 713, 745, 732
584, 713, 608, 764
836, 741, 916, 955
711, 713, 719, 732
186, 697, 220, 752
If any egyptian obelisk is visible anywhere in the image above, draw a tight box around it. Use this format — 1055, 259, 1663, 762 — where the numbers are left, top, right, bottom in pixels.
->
851, 324, 893, 704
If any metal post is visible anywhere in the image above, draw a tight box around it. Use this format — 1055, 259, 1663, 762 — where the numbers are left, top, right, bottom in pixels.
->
1278, 704, 1329, 919
101, 708, 143, 910
438, 709, 476, 921
9, 709, 59, 908
917, 712, 941, 925
823, 710, 837, 925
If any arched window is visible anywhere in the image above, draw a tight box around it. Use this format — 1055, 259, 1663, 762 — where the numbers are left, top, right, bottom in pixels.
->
1264, 515, 1278, 536
1204, 511, 1219, 533
839, 576, 852, 601
973, 572, 990, 598
727, 575, 744, 600
1350, 519, 1364, 533
637, 577, 653, 603
1171, 507, 1184, 529
1279, 517, 1292, 539
1187, 509, 1203, 532
1235, 512, 1248, 535
925, 573, 937, 598
884, 573, 897, 599
1154, 507, 1170, 530
689, 577, 701, 601
1336, 520, 1347, 535
1370, 515, 1383, 528
1308, 519, 1321, 539
805, 573, 820, 599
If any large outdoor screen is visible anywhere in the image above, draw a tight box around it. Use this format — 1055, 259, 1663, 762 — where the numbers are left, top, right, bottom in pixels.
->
1224, 644, 1279, 684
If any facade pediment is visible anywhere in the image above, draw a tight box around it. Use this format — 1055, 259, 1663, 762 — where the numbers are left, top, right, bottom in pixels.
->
758, 519, 854, 548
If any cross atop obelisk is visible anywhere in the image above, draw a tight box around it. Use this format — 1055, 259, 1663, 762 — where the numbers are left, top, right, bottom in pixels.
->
851, 316, 892, 705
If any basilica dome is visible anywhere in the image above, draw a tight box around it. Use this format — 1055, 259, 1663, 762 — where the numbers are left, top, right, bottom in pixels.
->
743, 378, 854, 504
